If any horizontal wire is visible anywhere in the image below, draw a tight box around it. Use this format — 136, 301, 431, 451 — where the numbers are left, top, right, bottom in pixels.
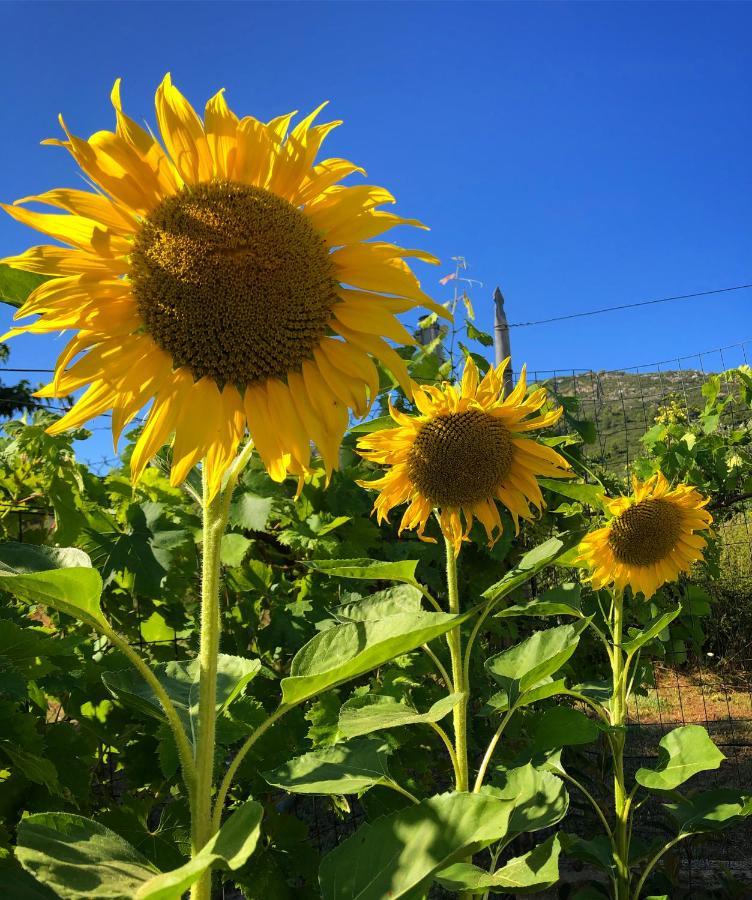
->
507, 283, 752, 328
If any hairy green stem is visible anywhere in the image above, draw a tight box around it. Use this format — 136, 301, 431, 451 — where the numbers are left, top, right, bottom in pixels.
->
190, 470, 232, 900
558, 770, 614, 838
632, 834, 687, 899
387, 780, 420, 804
473, 708, 514, 793
422, 643, 454, 691
211, 705, 292, 833
102, 625, 197, 801
428, 721, 461, 785
610, 589, 631, 900
445, 536, 469, 792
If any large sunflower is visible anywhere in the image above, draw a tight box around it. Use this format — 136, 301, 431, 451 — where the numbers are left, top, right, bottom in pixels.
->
578, 473, 712, 598
357, 356, 572, 553
1, 75, 444, 498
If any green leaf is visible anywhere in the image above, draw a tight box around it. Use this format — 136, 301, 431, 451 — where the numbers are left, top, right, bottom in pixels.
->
528, 707, 602, 752
489, 763, 568, 834
664, 789, 752, 834
496, 584, 582, 619
538, 478, 604, 507
466, 321, 493, 347
305, 557, 419, 584
16, 813, 159, 898
263, 737, 393, 795
229, 492, 274, 531
0, 543, 92, 572
435, 834, 561, 894
0, 265, 49, 309
319, 792, 515, 900
485, 678, 570, 715
281, 609, 471, 706
560, 832, 614, 874
135, 800, 263, 899
220, 533, 252, 567
103, 654, 261, 747
332, 584, 423, 622
339, 693, 462, 739
0, 742, 62, 794
485, 619, 590, 708
622, 605, 681, 656
635, 725, 725, 791
482, 532, 584, 603
0, 543, 105, 630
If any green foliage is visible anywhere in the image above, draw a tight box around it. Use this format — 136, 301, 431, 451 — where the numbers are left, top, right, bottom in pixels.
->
2, 357, 752, 899
635, 725, 725, 791
319, 792, 516, 900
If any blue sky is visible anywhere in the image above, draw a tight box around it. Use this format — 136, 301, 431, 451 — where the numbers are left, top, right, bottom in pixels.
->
0, 1, 750, 465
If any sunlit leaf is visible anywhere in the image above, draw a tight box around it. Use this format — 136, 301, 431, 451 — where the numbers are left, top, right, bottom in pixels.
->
339, 693, 462, 739
263, 737, 393, 795
319, 792, 515, 900
282, 609, 471, 705
635, 725, 725, 791
103, 655, 262, 748
436, 834, 561, 894
135, 800, 263, 899
0, 542, 105, 629
16, 813, 159, 898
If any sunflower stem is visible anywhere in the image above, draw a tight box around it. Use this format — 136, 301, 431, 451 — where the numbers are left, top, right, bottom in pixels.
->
610, 588, 632, 900
190, 468, 234, 900
444, 536, 469, 792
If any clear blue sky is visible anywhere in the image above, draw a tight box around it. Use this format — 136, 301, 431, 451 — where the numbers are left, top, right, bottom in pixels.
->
0, 1, 750, 465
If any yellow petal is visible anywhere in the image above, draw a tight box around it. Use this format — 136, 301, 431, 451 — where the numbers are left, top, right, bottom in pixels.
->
155, 73, 212, 185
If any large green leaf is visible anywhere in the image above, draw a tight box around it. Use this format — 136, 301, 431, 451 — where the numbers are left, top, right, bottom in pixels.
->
622, 605, 681, 656
664, 789, 752, 834
560, 832, 614, 874
0, 264, 49, 308
305, 557, 419, 584
0, 542, 105, 629
319, 792, 515, 900
435, 834, 561, 894
482, 532, 584, 604
339, 693, 462, 739
528, 706, 602, 752
16, 813, 159, 899
496, 584, 583, 619
103, 654, 261, 747
485, 619, 590, 708
263, 737, 393, 795
135, 800, 263, 899
281, 609, 471, 705
635, 725, 725, 791
489, 763, 569, 834
333, 584, 423, 622
0, 543, 92, 573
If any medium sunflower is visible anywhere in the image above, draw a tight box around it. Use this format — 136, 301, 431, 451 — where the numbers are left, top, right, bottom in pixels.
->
1, 75, 445, 498
578, 473, 712, 598
357, 356, 572, 553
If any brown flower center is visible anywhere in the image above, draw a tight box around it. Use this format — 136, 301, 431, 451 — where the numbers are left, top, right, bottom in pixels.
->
130, 181, 338, 386
608, 498, 682, 567
408, 409, 513, 507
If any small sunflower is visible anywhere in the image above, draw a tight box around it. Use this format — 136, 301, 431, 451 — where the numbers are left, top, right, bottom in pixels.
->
357, 356, 572, 554
578, 473, 712, 598
2, 75, 444, 498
